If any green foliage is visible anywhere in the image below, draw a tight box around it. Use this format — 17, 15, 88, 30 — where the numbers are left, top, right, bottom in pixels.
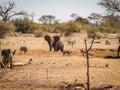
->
13, 18, 40, 33
0, 21, 15, 38
64, 21, 81, 36
54, 20, 90, 36
75, 17, 89, 24
53, 22, 67, 33
98, 22, 118, 33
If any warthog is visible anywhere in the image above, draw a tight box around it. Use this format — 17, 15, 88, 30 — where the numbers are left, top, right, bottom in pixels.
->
63, 50, 73, 56
67, 40, 76, 47
81, 49, 95, 57
0, 49, 16, 69
20, 47, 28, 54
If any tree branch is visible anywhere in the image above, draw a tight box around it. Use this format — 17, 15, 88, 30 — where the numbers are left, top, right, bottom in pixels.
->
88, 33, 96, 51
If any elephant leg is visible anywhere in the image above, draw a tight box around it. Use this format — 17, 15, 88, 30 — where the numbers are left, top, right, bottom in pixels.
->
61, 47, 64, 52
117, 46, 120, 56
117, 51, 119, 56
49, 45, 52, 52
9, 58, 13, 69
55, 46, 58, 51
0, 62, 5, 68
52, 42, 56, 51
54, 41, 64, 52
53, 46, 56, 51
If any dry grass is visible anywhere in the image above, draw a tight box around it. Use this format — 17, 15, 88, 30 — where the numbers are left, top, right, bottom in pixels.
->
0, 34, 120, 90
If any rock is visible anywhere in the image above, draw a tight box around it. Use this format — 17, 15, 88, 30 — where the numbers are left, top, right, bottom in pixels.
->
75, 86, 85, 90
13, 62, 25, 67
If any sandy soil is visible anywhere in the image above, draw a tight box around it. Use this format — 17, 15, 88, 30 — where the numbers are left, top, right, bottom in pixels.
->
0, 34, 120, 90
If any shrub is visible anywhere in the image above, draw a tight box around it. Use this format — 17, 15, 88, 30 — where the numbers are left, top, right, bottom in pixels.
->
33, 29, 44, 37
95, 32, 107, 39
0, 21, 15, 38
13, 18, 40, 33
64, 21, 81, 36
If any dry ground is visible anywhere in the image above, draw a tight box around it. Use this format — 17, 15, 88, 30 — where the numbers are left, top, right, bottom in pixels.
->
0, 34, 120, 90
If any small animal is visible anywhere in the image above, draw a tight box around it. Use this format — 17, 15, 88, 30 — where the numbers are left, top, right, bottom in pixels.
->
105, 40, 110, 45
67, 39, 76, 47
20, 47, 28, 54
81, 49, 95, 57
63, 50, 73, 56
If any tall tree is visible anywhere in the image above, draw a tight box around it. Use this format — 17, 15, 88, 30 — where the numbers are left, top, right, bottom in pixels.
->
38, 15, 55, 25
0, 1, 27, 22
101, 14, 120, 32
98, 0, 120, 14
88, 13, 103, 26
70, 13, 78, 20
75, 17, 89, 24
71, 13, 89, 24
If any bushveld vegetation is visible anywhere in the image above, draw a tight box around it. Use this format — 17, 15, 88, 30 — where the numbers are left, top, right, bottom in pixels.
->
0, 0, 120, 38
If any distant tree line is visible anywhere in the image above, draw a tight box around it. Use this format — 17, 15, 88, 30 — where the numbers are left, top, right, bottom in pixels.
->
0, 0, 120, 38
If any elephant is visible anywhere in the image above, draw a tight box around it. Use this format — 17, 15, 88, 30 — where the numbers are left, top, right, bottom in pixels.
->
44, 35, 64, 52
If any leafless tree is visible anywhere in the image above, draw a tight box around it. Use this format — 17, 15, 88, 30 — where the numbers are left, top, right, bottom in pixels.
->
84, 33, 96, 90
98, 0, 120, 14
0, 1, 27, 22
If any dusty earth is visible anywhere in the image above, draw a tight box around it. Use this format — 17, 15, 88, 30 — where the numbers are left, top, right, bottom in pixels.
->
0, 33, 120, 90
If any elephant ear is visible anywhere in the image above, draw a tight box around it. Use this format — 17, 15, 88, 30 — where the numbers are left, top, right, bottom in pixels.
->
53, 35, 60, 42
44, 35, 51, 42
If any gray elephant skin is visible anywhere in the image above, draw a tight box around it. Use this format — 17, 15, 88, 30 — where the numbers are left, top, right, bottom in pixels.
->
44, 35, 64, 52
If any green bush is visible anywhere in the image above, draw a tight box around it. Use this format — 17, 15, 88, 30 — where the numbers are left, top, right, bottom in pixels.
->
13, 18, 40, 33
98, 23, 118, 33
0, 21, 15, 38
64, 21, 81, 36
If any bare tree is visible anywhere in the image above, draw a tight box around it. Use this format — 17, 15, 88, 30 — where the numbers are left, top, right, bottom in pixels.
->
84, 33, 96, 90
0, 1, 27, 22
98, 0, 120, 14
